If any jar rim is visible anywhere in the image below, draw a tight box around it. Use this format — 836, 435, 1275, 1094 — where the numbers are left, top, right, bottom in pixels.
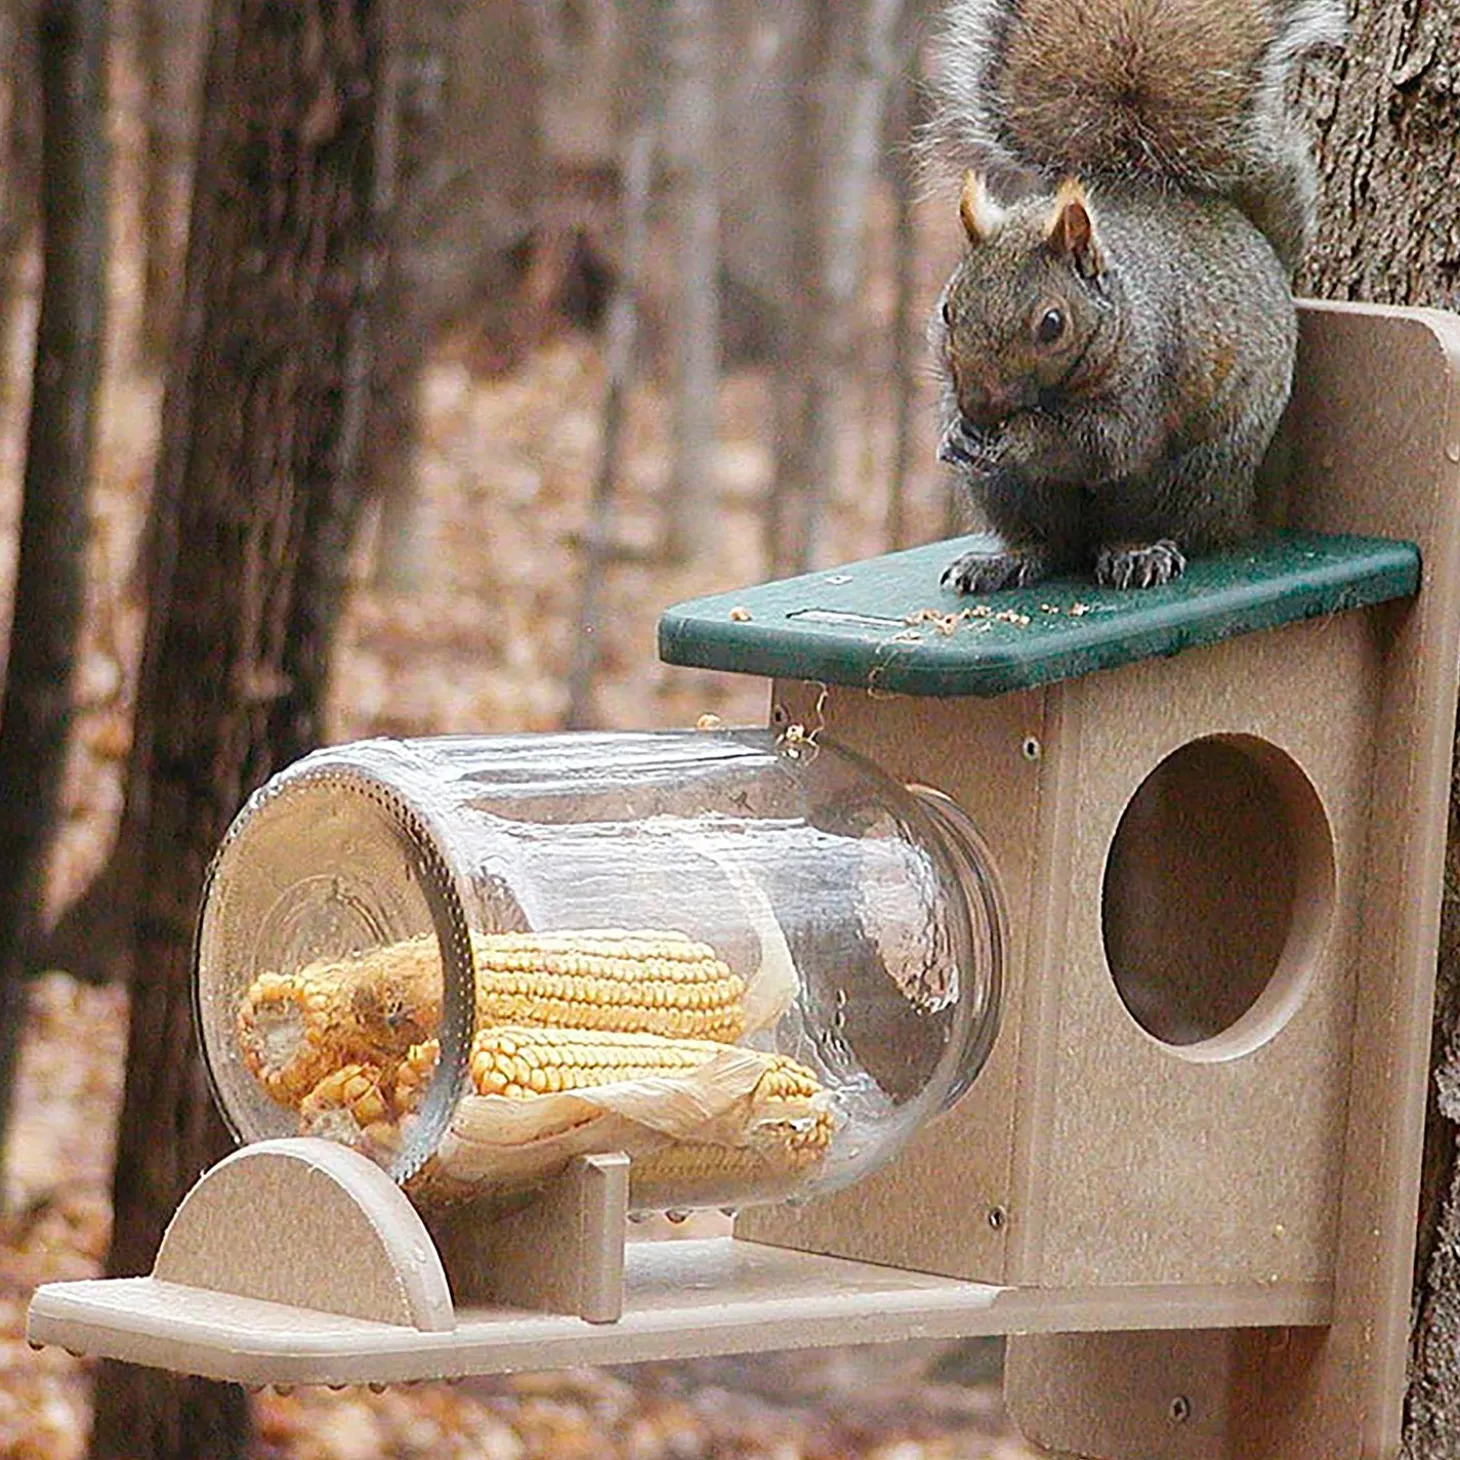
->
193, 761, 476, 1185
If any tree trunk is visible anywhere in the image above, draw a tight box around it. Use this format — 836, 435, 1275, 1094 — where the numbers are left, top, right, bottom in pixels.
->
0, 0, 108, 1192
766, 0, 910, 575
662, 0, 720, 564
1293, 2, 1460, 1454
369, 0, 543, 592
87, 1, 395, 1455
0, 0, 41, 417
764, 1, 828, 577
135, 0, 206, 369
564, 117, 657, 730
359, 0, 449, 596
799, 0, 907, 570
884, 60, 919, 551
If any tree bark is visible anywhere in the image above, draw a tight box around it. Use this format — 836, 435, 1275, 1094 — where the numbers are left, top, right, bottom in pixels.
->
0, 0, 108, 1192
1294, 2, 1460, 1454
1298, 1, 1458, 315
87, 1, 395, 1455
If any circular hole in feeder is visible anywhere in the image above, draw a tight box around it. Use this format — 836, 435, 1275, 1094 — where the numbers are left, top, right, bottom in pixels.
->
1100, 735, 1334, 1058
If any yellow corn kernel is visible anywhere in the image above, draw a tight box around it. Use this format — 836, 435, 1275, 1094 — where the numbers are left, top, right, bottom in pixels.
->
471, 930, 745, 1043
298, 1062, 391, 1132
391, 1040, 438, 1114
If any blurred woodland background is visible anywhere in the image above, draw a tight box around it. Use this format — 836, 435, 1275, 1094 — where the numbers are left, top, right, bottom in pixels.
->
0, 2, 1021, 1457
0, 0, 1455, 1457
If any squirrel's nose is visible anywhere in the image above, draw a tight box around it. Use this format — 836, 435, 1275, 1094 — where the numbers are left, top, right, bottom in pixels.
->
959, 383, 1027, 428
960, 404, 1002, 431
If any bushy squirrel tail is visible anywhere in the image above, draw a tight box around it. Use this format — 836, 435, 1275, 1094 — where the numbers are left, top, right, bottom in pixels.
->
922, 0, 1345, 265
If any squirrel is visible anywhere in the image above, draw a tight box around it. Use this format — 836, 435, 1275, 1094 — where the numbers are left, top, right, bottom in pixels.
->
925, 0, 1346, 593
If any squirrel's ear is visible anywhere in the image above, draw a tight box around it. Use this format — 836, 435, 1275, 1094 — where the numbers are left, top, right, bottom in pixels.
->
960, 170, 1005, 244
1045, 181, 1103, 278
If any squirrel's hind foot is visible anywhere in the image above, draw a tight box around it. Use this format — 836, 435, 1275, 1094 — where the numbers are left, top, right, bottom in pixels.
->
942, 541, 1051, 594
1094, 540, 1187, 590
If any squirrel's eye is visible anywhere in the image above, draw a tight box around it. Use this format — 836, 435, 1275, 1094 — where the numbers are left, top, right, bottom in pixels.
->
941, 297, 955, 326
1035, 306, 1065, 345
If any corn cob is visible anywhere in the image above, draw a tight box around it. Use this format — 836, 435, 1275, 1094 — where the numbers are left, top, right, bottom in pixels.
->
457, 1025, 832, 1200
464, 1023, 828, 1111
467, 1024, 728, 1097
470, 1022, 835, 1132
240, 928, 833, 1203
299, 1061, 392, 1131
629, 1117, 834, 1207
471, 930, 746, 1044
237, 928, 747, 1107
236, 940, 440, 1104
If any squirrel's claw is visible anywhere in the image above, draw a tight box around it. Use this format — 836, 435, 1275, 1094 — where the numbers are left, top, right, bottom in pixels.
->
939, 434, 976, 467
939, 419, 1000, 470
1094, 540, 1186, 589
943, 542, 1049, 594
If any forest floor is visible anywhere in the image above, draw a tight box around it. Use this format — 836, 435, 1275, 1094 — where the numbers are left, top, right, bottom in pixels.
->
0, 200, 1041, 1457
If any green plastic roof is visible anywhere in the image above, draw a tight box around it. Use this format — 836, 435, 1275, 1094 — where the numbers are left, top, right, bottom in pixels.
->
657, 531, 1421, 698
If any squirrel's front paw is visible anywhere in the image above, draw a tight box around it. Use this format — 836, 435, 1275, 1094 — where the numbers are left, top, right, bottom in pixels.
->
1094, 540, 1186, 590
942, 544, 1048, 594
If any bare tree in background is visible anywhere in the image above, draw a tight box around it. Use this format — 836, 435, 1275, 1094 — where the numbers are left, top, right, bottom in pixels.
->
767, 0, 913, 576
714, 1, 808, 373
134, 0, 206, 369
85, 0, 398, 1453
885, 58, 924, 551
361, 0, 460, 594
0, 0, 108, 1190
661, 0, 720, 564
0, 0, 41, 412
370, 0, 543, 591
564, 119, 658, 729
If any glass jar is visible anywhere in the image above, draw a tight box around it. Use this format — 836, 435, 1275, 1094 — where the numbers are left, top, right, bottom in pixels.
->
194, 728, 1003, 1213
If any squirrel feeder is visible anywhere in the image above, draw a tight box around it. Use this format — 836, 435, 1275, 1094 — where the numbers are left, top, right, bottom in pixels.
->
26, 300, 1460, 1460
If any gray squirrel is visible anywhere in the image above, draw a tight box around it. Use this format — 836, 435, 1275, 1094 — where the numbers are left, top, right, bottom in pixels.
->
926, 0, 1346, 592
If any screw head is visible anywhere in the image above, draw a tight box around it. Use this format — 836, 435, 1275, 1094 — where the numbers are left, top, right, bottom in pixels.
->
987, 1204, 1008, 1231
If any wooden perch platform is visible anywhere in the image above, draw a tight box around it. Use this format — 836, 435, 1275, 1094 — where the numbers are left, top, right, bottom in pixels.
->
658, 530, 1421, 698
26, 1139, 1330, 1390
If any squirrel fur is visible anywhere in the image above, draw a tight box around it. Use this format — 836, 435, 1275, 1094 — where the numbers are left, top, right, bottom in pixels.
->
927, 0, 1345, 593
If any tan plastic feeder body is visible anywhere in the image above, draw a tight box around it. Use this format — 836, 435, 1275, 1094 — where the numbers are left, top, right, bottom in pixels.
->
28, 301, 1460, 1460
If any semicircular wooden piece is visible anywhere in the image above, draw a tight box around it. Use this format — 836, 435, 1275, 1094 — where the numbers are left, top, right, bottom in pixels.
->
153, 1137, 455, 1332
